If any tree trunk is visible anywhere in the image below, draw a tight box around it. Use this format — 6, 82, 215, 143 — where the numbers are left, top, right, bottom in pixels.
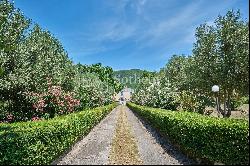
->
225, 94, 232, 117
216, 94, 221, 117
219, 91, 226, 117
223, 100, 227, 118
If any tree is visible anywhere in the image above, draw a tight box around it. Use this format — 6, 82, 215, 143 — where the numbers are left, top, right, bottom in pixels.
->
0, 0, 121, 122
0, 0, 32, 121
192, 10, 249, 117
161, 55, 191, 91
160, 55, 213, 114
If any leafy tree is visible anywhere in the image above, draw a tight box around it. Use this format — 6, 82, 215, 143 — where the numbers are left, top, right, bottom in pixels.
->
133, 10, 248, 117
161, 55, 191, 91
74, 64, 117, 109
77, 63, 122, 92
0, 0, 120, 122
192, 10, 249, 117
20, 25, 75, 92
160, 55, 212, 113
0, 0, 31, 120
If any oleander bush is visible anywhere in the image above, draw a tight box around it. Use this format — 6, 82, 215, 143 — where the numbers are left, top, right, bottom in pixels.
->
0, 103, 117, 165
127, 102, 249, 165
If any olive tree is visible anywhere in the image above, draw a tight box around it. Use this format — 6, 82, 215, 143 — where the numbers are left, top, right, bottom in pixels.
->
192, 10, 249, 117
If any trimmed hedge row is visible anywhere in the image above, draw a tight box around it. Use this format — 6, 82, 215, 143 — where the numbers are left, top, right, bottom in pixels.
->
0, 103, 117, 165
127, 102, 249, 165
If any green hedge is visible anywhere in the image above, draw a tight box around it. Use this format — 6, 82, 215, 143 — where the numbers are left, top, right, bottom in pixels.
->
0, 103, 117, 165
127, 102, 249, 165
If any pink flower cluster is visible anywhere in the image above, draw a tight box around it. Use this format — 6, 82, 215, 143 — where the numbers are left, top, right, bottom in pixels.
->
31, 116, 41, 121
64, 93, 80, 112
7, 114, 14, 122
25, 77, 81, 119
49, 85, 62, 97
0, 114, 14, 123
33, 99, 46, 112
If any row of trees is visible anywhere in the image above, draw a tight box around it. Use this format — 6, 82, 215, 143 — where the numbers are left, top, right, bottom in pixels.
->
132, 10, 249, 117
0, 0, 121, 122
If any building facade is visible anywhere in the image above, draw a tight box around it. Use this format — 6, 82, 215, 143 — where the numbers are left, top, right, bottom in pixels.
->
114, 87, 134, 102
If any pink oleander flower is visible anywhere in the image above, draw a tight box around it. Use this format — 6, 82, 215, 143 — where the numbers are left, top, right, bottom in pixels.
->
49, 86, 62, 97
32, 116, 41, 121
75, 99, 80, 106
68, 108, 73, 112
26, 77, 81, 118
7, 114, 14, 121
33, 99, 46, 112
58, 101, 65, 107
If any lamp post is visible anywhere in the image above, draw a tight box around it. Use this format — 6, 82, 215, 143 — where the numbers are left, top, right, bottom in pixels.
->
212, 85, 220, 116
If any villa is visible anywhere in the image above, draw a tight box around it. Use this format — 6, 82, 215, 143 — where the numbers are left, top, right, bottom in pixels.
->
114, 87, 134, 102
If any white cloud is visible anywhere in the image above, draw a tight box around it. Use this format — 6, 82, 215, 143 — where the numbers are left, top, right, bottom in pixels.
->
63, 0, 244, 60
92, 22, 137, 42
130, 1, 203, 50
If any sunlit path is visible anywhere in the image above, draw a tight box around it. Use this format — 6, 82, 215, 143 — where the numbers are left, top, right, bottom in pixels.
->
53, 105, 194, 165
54, 107, 119, 165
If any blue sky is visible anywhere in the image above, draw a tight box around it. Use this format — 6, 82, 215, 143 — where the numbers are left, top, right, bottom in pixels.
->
15, 0, 249, 71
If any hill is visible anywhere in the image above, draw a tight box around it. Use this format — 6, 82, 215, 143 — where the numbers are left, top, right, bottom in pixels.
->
113, 69, 148, 89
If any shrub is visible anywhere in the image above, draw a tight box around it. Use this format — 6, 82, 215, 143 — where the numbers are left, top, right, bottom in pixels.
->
127, 102, 249, 165
0, 103, 117, 165
25, 77, 80, 121
74, 71, 114, 109
175, 91, 213, 114
132, 75, 178, 110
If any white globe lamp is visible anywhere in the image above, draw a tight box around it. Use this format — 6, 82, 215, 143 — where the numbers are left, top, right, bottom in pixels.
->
212, 85, 219, 92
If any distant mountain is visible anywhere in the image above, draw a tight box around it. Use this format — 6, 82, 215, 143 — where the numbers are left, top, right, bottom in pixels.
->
113, 69, 148, 89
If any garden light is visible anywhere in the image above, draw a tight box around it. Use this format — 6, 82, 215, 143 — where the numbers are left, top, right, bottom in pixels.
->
212, 85, 220, 116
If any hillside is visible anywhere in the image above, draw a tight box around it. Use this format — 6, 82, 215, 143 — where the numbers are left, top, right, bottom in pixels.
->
113, 69, 146, 89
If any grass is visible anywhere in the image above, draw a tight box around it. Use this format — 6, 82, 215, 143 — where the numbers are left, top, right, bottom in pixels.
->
108, 106, 142, 165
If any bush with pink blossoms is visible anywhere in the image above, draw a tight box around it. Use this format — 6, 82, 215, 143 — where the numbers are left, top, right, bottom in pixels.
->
31, 116, 41, 121
26, 78, 80, 120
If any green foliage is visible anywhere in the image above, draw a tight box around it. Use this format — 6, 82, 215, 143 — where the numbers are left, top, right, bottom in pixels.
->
0, 103, 117, 165
0, 0, 120, 122
160, 54, 191, 90
191, 10, 249, 116
0, 0, 75, 120
132, 74, 178, 110
0, 67, 3, 77
20, 24, 76, 92
127, 103, 249, 165
77, 63, 122, 92
231, 96, 249, 109
240, 96, 249, 104
174, 91, 213, 114
74, 71, 114, 109
132, 10, 249, 117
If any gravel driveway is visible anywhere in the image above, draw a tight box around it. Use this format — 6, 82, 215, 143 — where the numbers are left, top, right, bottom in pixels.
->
52, 106, 194, 165
125, 107, 195, 165
53, 107, 119, 165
